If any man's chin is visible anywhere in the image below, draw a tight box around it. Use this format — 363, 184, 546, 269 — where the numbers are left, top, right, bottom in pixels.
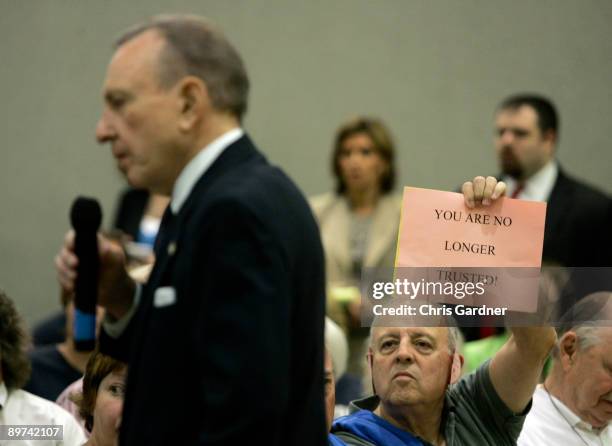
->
588, 411, 611, 429
123, 169, 146, 190
501, 164, 523, 180
388, 391, 421, 407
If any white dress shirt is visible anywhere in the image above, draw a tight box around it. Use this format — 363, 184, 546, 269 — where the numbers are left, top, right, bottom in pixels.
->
170, 127, 244, 213
518, 385, 612, 445
503, 160, 558, 202
0, 383, 86, 446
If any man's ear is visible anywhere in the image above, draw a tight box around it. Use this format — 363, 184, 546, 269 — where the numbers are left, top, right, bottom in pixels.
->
559, 332, 578, 370
177, 76, 210, 132
366, 348, 376, 395
449, 352, 464, 385
542, 129, 557, 155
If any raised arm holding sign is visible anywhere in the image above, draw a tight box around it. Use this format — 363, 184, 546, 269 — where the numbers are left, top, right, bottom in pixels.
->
337, 176, 556, 446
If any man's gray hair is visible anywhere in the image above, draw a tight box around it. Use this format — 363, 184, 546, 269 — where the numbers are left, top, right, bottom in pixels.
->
115, 14, 250, 120
552, 292, 612, 358
447, 326, 462, 353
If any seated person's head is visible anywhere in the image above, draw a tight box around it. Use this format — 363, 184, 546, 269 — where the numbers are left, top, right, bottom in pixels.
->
324, 317, 347, 431
368, 323, 463, 409
551, 292, 612, 428
331, 116, 396, 196
0, 290, 31, 389
75, 350, 127, 445
324, 348, 336, 431
325, 317, 348, 381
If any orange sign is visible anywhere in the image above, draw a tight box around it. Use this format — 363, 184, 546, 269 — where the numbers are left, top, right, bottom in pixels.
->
392, 187, 547, 313
396, 187, 546, 268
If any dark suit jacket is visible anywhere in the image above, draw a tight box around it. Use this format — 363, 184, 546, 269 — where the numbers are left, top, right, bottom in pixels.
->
544, 168, 612, 316
461, 168, 611, 340
100, 135, 327, 445
543, 167, 612, 267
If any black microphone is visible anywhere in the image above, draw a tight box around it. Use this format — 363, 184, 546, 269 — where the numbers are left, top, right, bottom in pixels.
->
70, 197, 102, 351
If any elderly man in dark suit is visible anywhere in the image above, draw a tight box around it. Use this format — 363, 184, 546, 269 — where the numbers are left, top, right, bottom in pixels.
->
56, 15, 326, 446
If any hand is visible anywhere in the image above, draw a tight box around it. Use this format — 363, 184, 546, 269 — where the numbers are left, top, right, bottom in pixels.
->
55, 230, 136, 319
461, 176, 506, 208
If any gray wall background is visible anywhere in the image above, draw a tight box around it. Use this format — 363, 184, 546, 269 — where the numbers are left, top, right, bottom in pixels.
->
1, 0, 611, 326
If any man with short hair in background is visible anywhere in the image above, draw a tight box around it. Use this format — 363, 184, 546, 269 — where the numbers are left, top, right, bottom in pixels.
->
494, 93, 611, 267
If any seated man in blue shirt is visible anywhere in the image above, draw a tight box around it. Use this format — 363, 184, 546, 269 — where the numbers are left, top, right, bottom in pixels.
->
331, 177, 557, 446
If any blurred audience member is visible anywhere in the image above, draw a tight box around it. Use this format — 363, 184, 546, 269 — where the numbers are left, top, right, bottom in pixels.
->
32, 191, 166, 348
310, 116, 401, 384
494, 93, 611, 267
518, 292, 612, 445
325, 317, 350, 417
25, 302, 102, 401
74, 350, 127, 446
326, 348, 348, 446
324, 348, 336, 432
32, 312, 66, 348
463, 269, 564, 374
0, 289, 86, 444
27, 262, 150, 403
57, 378, 86, 433
462, 331, 509, 375
112, 188, 169, 267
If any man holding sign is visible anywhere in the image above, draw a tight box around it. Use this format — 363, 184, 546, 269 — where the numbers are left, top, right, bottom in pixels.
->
331, 177, 557, 446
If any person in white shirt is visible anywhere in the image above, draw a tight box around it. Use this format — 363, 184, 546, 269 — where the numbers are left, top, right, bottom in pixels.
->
518, 292, 612, 445
0, 290, 86, 446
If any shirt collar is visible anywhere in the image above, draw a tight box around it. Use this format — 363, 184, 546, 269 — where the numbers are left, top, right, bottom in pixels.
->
0, 382, 8, 409
541, 386, 609, 433
503, 160, 558, 202
349, 391, 457, 418
170, 128, 244, 214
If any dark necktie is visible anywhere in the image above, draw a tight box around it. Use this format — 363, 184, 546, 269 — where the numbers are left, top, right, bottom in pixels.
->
153, 207, 177, 257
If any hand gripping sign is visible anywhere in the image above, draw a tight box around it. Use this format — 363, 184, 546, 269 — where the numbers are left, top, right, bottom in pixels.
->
390, 187, 546, 314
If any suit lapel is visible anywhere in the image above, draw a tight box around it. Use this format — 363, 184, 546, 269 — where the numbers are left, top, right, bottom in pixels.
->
147, 207, 179, 290
544, 169, 573, 245
147, 134, 263, 288
177, 134, 262, 223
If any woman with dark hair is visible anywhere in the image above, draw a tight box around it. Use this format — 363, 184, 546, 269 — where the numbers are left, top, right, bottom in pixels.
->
75, 351, 127, 446
310, 117, 402, 391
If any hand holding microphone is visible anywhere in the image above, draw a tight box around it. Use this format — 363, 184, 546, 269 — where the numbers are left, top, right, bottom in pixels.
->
70, 197, 102, 351
55, 197, 136, 344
